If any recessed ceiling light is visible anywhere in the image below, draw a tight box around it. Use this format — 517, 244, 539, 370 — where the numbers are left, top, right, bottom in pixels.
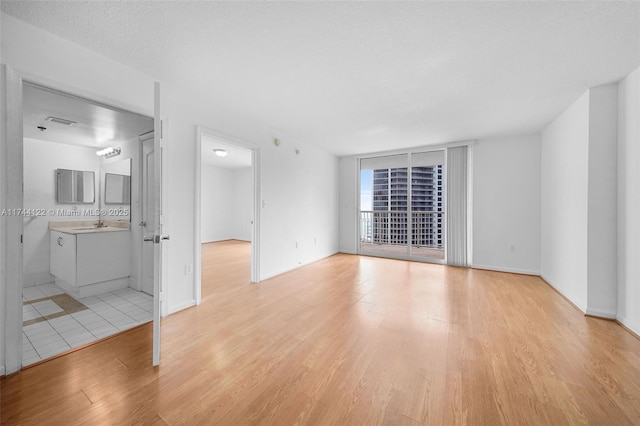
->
213, 149, 228, 157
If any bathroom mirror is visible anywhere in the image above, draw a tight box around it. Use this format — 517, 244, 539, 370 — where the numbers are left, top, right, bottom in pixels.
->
105, 173, 131, 204
56, 169, 95, 204
100, 158, 131, 221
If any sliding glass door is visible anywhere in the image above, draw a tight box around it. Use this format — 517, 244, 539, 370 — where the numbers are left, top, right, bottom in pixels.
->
359, 151, 445, 262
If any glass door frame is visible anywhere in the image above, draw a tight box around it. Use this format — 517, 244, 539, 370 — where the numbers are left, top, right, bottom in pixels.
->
357, 149, 447, 265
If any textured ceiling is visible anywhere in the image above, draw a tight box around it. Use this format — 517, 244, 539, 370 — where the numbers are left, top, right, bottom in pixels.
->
2, 1, 639, 156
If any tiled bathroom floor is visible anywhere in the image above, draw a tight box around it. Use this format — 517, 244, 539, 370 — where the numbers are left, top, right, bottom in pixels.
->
22, 284, 153, 366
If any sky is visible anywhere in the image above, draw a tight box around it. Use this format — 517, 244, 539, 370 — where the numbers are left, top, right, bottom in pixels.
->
360, 169, 372, 211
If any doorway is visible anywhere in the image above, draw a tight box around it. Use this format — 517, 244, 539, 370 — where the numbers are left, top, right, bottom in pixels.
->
358, 150, 446, 263
194, 128, 261, 304
2, 67, 163, 374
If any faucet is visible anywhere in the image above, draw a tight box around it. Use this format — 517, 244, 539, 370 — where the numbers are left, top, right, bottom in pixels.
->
95, 220, 105, 228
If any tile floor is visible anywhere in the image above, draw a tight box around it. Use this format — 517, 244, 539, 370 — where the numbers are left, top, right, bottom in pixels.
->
22, 284, 152, 366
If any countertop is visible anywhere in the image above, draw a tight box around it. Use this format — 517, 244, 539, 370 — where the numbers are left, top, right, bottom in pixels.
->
49, 220, 131, 235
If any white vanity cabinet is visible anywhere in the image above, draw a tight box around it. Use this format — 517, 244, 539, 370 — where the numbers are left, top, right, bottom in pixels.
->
50, 229, 131, 296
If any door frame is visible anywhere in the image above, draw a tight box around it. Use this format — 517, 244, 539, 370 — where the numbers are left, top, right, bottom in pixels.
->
194, 126, 261, 303
1, 66, 158, 374
356, 148, 449, 265
2, 65, 24, 375
136, 130, 154, 295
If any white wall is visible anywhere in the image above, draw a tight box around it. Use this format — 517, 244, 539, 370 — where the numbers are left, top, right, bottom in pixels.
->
617, 67, 640, 335
233, 167, 253, 241
101, 136, 140, 289
472, 135, 541, 275
200, 165, 253, 243
200, 165, 235, 242
1, 13, 339, 325
23, 138, 101, 287
586, 85, 618, 318
540, 91, 590, 311
540, 84, 619, 317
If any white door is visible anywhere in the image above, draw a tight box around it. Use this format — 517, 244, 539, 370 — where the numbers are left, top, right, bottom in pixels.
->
141, 133, 155, 296
141, 84, 165, 366
149, 82, 167, 366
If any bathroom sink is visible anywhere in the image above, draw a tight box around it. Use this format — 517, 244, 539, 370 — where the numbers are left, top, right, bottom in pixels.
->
72, 227, 101, 230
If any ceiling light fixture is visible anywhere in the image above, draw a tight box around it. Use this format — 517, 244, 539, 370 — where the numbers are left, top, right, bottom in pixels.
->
96, 147, 121, 158
213, 149, 228, 157
45, 116, 76, 126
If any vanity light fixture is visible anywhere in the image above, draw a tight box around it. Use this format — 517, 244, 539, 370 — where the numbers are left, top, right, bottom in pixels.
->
213, 149, 228, 157
96, 147, 121, 158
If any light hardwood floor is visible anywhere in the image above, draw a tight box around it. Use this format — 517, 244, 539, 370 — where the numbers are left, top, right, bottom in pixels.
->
2, 240, 639, 425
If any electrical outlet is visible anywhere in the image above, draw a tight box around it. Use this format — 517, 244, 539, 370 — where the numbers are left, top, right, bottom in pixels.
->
510, 245, 516, 252
185, 264, 193, 274
314, 237, 317, 244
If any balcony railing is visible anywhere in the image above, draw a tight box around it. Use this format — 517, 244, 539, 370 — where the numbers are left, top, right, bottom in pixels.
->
360, 210, 444, 248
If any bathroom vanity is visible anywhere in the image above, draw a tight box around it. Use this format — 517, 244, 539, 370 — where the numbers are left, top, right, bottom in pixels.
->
49, 221, 131, 298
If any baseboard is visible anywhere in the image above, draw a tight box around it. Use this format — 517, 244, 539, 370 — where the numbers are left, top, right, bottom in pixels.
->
338, 249, 357, 255
261, 251, 340, 282
539, 274, 586, 315
202, 238, 250, 244
585, 309, 616, 320
472, 264, 540, 276
0, 365, 5, 377
23, 272, 54, 288
169, 300, 196, 315
615, 319, 640, 340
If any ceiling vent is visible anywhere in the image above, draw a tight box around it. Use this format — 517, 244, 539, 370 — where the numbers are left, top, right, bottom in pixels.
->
45, 116, 76, 126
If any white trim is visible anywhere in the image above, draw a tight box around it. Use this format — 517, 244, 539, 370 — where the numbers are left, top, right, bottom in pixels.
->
540, 273, 587, 313
152, 82, 162, 367
616, 316, 640, 337
194, 128, 203, 304
169, 300, 197, 315
466, 144, 474, 266
354, 158, 361, 256
0, 365, 5, 377
472, 264, 540, 276
137, 131, 154, 294
585, 309, 616, 319
3, 65, 24, 375
339, 250, 358, 255
194, 126, 262, 295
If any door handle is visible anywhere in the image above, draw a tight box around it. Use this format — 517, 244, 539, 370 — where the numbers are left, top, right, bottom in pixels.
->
144, 235, 170, 243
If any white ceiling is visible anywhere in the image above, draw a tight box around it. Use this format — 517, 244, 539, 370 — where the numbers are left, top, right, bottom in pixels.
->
4, 1, 638, 156
201, 136, 252, 169
23, 83, 153, 149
